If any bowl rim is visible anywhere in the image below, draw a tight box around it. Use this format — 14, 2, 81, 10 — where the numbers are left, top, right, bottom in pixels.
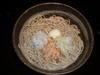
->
12, 2, 94, 74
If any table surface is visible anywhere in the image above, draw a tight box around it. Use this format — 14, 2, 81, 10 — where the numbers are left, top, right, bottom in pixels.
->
1, 0, 99, 75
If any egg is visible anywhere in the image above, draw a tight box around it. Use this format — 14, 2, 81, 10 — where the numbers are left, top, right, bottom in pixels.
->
49, 29, 61, 38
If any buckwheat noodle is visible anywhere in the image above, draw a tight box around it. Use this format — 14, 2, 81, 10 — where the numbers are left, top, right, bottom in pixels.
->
18, 13, 84, 71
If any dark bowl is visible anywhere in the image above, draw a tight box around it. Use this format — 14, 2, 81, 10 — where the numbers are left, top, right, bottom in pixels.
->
12, 2, 94, 74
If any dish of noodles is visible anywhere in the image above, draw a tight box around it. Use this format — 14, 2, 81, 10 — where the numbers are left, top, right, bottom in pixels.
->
18, 14, 84, 70
13, 2, 94, 74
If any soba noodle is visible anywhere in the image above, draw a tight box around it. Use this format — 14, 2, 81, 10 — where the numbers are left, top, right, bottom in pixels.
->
18, 14, 84, 71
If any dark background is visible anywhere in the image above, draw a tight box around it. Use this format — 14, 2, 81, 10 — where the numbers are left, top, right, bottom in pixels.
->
1, 0, 100, 75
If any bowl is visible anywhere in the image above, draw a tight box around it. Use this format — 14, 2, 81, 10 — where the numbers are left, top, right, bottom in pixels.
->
12, 2, 94, 74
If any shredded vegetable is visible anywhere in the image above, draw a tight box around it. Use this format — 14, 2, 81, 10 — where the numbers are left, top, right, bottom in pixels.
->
56, 36, 73, 56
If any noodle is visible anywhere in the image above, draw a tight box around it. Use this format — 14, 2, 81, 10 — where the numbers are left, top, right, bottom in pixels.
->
18, 14, 84, 71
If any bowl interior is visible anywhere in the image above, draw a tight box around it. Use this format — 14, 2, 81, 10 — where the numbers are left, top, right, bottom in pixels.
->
13, 3, 94, 74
